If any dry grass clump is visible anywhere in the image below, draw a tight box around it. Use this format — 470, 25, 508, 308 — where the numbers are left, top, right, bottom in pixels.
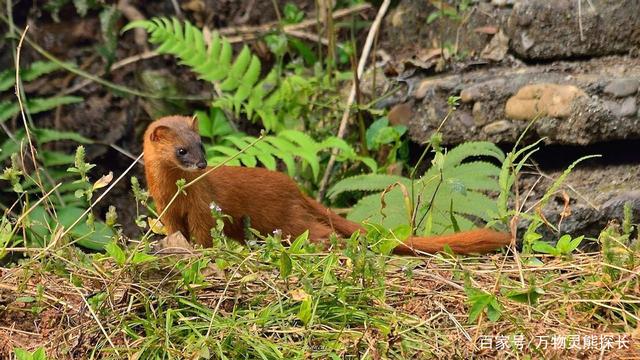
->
1, 235, 637, 359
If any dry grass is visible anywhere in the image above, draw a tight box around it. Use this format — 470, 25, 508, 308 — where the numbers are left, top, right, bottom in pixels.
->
1, 242, 637, 359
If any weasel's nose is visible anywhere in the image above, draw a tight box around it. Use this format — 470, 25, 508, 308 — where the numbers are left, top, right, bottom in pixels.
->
196, 161, 207, 169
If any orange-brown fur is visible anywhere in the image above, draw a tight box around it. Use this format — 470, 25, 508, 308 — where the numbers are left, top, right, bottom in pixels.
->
143, 116, 511, 255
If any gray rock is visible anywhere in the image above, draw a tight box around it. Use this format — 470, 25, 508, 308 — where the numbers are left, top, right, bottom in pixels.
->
507, 0, 640, 60
619, 97, 638, 117
604, 79, 639, 98
517, 165, 640, 244
483, 120, 512, 134
492, 0, 515, 6
604, 100, 622, 116
604, 98, 638, 117
472, 102, 489, 126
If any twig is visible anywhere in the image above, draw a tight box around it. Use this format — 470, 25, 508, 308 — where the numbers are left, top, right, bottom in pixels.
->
5, 183, 62, 242
577, 0, 584, 41
317, 0, 391, 200
74, 286, 120, 356
14, 26, 48, 198
216, 3, 371, 37
58, 51, 158, 97
117, 0, 148, 49
170, 0, 183, 18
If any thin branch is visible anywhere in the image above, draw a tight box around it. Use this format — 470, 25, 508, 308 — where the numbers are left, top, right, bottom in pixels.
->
316, 0, 391, 200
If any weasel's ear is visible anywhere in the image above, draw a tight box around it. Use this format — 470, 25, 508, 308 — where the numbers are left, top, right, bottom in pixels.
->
149, 125, 171, 142
188, 115, 199, 133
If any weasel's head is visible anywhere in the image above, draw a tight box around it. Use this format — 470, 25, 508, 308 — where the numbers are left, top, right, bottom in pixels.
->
144, 115, 208, 172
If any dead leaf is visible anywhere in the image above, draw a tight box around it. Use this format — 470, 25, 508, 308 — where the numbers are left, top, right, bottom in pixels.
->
153, 231, 194, 254
290, 288, 310, 301
149, 218, 167, 235
474, 25, 498, 34
480, 30, 509, 62
388, 101, 414, 127
92, 171, 113, 191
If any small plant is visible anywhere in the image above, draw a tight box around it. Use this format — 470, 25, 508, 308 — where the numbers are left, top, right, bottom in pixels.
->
465, 282, 502, 323
13, 347, 47, 360
329, 141, 505, 236
365, 117, 408, 170
283, 2, 305, 24
1, 146, 116, 250
532, 234, 584, 258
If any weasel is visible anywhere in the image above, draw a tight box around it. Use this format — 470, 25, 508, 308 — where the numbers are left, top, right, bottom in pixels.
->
143, 115, 511, 255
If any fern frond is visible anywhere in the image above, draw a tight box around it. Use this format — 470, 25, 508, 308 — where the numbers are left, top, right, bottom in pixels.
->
335, 142, 505, 236
206, 131, 365, 180
32, 128, 93, 144
28, 96, 83, 115
328, 174, 407, 199
0, 101, 19, 123
447, 161, 501, 191
0, 96, 82, 123
126, 17, 284, 131
0, 61, 69, 92
443, 141, 504, 167
347, 190, 411, 230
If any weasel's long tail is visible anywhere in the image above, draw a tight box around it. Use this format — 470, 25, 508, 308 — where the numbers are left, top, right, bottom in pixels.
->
393, 228, 512, 255
305, 197, 510, 254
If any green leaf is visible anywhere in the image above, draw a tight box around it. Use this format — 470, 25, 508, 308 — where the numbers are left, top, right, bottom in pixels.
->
298, 297, 312, 325
33, 128, 92, 144
283, 2, 304, 24
467, 294, 490, 323
506, 286, 545, 305
0, 101, 19, 123
132, 252, 157, 265
57, 207, 114, 250
279, 252, 292, 279
328, 174, 406, 199
15, 296, 36, 303
486, 298, 502, 322
41, 150, 76, 167
14, 348, 32, 360
426, 12, 440, 24
32, 347, 46, 360
219, 46, 251, 91
105, 241, 126, 266
0, 69, 12, 92
27, 96, 83, 115
532, 241, 559, 256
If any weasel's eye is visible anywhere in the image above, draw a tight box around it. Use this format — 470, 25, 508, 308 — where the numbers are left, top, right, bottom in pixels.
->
177, 148, 187, 156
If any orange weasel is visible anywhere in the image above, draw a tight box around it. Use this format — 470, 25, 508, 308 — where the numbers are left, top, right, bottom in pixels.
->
143, 115, 511, 255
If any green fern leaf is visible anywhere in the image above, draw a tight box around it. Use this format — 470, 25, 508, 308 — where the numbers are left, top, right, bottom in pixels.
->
335, 141, 505, 237
27, 96, 83, 114
348, 190, 410, 230
328, 174, 407, 199
0, 71, 12, 92
33, 128, 92, 144
443, 141, 504, 167
447, 161, 501, 191
0, 101, 19, 123
219, 46, 252, 91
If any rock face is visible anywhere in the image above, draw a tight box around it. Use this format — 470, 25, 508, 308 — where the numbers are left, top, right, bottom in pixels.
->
518, 165, 640, 242
374, 0, 640, 240
507, 0, 640, 60
399, 57, 640, 145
